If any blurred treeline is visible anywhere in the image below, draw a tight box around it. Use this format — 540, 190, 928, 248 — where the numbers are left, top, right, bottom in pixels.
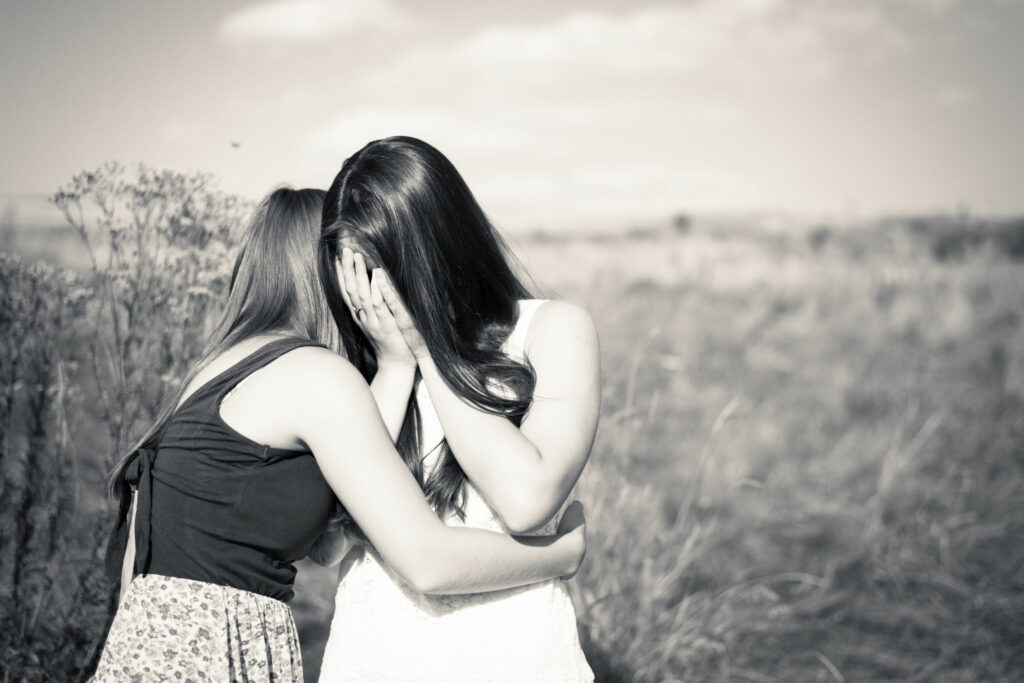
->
2, 162, 1024, 682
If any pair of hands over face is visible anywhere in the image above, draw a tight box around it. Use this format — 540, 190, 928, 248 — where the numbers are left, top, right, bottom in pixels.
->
337, 247, 429, 367
337, 247, 588, 560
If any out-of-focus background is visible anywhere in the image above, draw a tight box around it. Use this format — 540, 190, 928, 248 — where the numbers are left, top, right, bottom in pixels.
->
2, 1, 1024, 681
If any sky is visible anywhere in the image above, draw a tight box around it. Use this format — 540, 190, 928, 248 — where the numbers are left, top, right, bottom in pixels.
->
1, 0, 1023, 231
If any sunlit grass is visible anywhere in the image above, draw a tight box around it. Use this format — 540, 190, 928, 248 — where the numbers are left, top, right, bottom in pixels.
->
286, 219, 1024, 681
515, 220, 1024, 682
7, 209, 1023, 682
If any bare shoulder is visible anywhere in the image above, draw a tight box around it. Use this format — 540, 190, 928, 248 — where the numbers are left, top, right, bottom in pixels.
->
266, 345, 369, 404
526, 300, 599, 359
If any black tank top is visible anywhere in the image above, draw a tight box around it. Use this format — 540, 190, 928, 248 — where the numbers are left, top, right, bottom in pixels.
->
105, 337, 337, 602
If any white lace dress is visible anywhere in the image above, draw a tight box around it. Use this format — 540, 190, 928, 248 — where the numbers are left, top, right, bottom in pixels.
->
318, 300, 593, 682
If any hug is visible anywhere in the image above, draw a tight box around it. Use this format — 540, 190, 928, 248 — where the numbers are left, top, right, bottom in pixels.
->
91, 136, 601, 682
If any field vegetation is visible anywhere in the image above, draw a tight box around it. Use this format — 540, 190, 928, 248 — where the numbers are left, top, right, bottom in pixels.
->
1, 164, 1022, 681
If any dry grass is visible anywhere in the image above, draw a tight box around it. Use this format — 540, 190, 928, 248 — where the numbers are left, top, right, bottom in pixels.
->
6, 203, 1024, 682
507, 218, 1024, 681
280, 217, 1024, 682
289, 217, 1024, 681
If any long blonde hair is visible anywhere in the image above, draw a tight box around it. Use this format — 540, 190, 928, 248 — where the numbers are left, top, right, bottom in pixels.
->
108, 187, 336, 499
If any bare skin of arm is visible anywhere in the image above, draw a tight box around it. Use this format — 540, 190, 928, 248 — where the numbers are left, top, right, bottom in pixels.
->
217, 344, 586, 594
307, 522, 360, 568
413, 301, 600, 533
337, 247, 416, 442
308, 248, 415, 567
337, 250, 601, 535
119, 491, 138, 603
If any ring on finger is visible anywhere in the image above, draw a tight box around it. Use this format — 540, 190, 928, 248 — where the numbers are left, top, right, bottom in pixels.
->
355, 307, 365, 317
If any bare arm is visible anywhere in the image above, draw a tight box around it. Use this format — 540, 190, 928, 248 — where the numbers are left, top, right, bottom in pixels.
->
285, 347, 585, 594
337, 247, 416, 441
119, 490, 138, 603
369, 365, 416, 442
308, 523, 357, 567
374, 270, 601, 533
307, 247, 416, 567
417, 303, 599, 532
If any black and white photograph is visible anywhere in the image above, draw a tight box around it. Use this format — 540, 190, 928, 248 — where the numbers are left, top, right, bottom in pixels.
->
1, 0, 1023, 681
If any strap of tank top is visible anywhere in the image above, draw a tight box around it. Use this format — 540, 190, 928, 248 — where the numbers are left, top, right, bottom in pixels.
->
103, 336, 326, 587
209, 336, 327, 403
174, 337, 326, 415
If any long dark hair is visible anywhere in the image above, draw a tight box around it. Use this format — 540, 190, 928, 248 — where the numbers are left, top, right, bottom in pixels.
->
319, 136, 536, 520
108, 187, 337, 500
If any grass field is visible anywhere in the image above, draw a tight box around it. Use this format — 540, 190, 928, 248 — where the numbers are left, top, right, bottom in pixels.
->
6, 209, 1024, 681
283, 215, 1024, 682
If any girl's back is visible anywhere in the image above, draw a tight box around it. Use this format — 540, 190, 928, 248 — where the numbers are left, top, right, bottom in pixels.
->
95, 337, 338, 682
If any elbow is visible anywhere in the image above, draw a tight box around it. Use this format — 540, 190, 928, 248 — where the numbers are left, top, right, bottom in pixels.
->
497, 488, 563, 535
400, 558, 453, 595
500, 511, 551, 536
491, 450, 566, 534
306, 541, 330, 566
307, 529, 350, 567
389, 538, 454, 594
307, 549, 338, 568
404, 567, 447, 595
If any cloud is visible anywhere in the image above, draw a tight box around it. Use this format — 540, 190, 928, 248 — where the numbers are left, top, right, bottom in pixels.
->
307, 104, 598, 163
893, 0, 960, 13
936, 84, 976, 107
218, 0, 413, 43
293, 1, 929, 227
314, 0, 921, 138
278, 0, 995, 227
306, 101, 758, 227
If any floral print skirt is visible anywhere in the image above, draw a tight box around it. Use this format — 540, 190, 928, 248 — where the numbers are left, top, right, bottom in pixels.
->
91, 574, 303, 682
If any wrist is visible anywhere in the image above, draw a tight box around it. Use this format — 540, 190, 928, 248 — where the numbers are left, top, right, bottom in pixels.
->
373, 359, 418, 387
558, 527, 585, 578
375, 357, 418, 373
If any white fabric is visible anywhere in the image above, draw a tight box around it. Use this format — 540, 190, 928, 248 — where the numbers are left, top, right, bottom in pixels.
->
318, 299, 593, 682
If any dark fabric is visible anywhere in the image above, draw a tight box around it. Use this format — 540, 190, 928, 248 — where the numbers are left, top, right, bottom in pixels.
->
105, 337, 337, 602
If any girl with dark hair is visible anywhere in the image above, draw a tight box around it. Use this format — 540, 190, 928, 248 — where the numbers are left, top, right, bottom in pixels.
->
91, 187, 587, 682
314, 137, 599, 681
